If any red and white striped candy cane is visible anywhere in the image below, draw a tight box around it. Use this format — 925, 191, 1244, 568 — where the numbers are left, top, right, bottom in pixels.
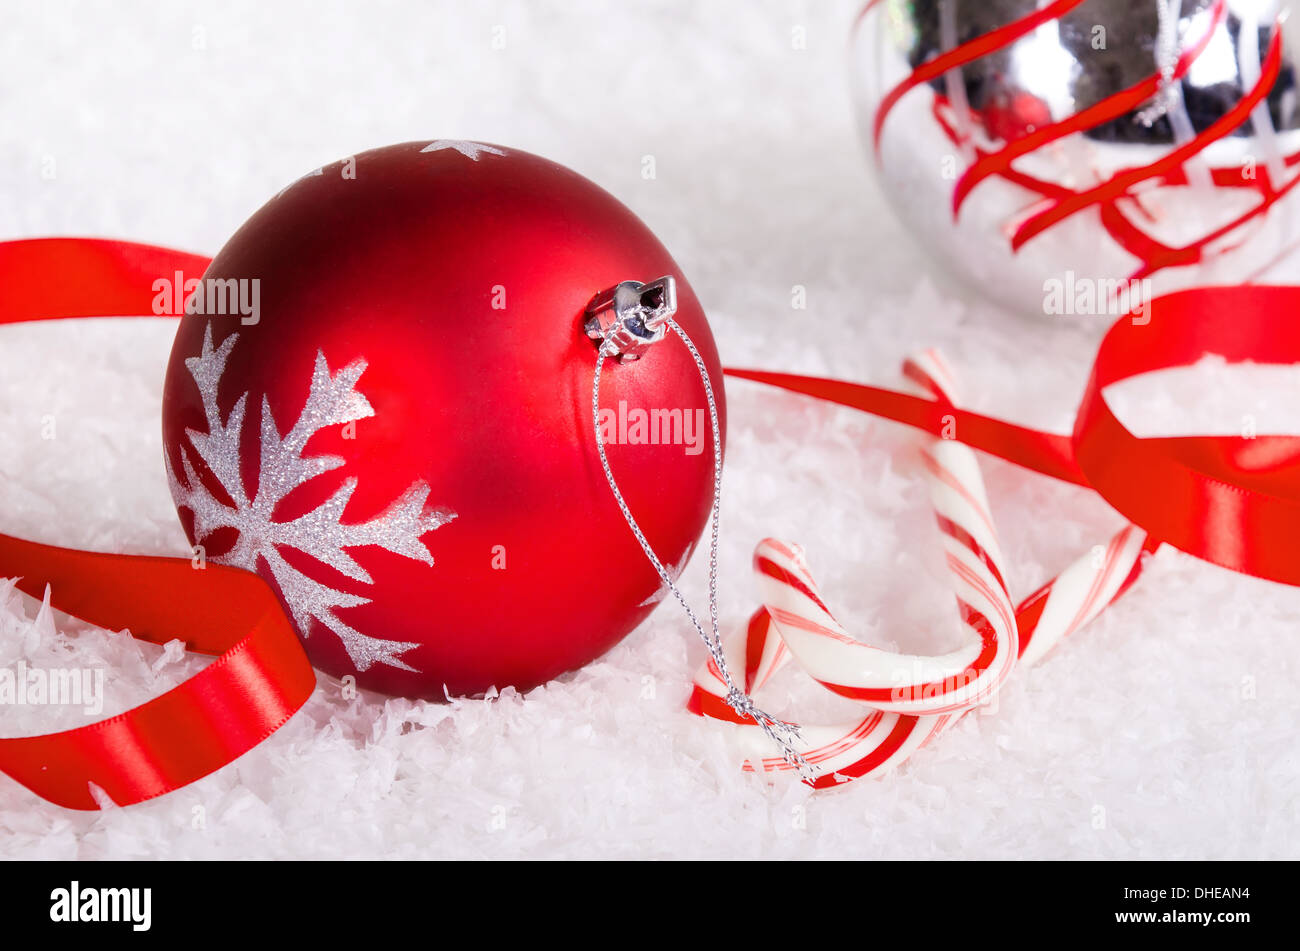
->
756, 350, 1018, 718
688, 352, 1156, 787
690, 525, 1153, 787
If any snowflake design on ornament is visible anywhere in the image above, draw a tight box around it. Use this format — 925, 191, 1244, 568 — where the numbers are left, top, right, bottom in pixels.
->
166, 325, 456, 673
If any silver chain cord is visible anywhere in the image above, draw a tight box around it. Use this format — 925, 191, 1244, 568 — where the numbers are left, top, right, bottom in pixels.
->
592, 318, 813, 781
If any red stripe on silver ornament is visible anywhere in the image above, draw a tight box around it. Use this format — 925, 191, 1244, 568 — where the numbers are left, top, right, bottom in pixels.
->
871, 0, 1089, 153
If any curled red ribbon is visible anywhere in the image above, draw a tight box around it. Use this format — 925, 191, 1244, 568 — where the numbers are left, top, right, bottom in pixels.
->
0, 239, 316, 810
729, 286, 1300, 588
0, 237, 1297, 810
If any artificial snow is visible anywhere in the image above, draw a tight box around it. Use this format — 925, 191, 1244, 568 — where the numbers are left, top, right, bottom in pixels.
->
0, 0, 1297, 858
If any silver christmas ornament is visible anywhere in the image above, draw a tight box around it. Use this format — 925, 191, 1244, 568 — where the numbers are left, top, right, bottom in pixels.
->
852, 0, 1300, 319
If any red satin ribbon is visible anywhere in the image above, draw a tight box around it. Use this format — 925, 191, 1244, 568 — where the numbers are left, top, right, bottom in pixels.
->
729, 288, 1300, 587
0, 239, 316, 810
1, 237, 1297, 810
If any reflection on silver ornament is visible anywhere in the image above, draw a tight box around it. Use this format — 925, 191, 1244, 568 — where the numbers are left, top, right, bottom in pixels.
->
852, 0, 1300, 317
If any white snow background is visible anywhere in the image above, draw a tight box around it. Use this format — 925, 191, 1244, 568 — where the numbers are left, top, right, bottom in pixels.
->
1, 0, 1298, 858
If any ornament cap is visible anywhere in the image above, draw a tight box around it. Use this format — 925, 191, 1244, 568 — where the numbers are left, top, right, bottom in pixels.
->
583, 275, 677, 362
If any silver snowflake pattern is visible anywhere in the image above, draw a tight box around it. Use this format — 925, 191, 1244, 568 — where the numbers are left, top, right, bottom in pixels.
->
419, 140, 506, 161
166, 325, 456, 672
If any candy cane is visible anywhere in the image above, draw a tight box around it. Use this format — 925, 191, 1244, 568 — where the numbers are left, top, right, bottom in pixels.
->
754, 350, 1018, 718
688, 352, 1155, 787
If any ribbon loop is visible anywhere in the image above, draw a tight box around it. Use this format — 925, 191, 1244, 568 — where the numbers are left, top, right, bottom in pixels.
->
0, 238, 315, 810
1075, 286, 1300, 586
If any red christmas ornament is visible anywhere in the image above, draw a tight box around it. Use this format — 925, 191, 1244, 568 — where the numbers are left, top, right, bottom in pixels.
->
161, 141, 725, 699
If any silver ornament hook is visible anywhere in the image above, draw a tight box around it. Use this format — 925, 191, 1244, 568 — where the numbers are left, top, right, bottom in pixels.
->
583, 275, 678, 362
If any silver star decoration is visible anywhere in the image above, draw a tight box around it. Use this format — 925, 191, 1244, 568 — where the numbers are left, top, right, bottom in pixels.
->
166, 325, 456, 672
419, 140, 507, 161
